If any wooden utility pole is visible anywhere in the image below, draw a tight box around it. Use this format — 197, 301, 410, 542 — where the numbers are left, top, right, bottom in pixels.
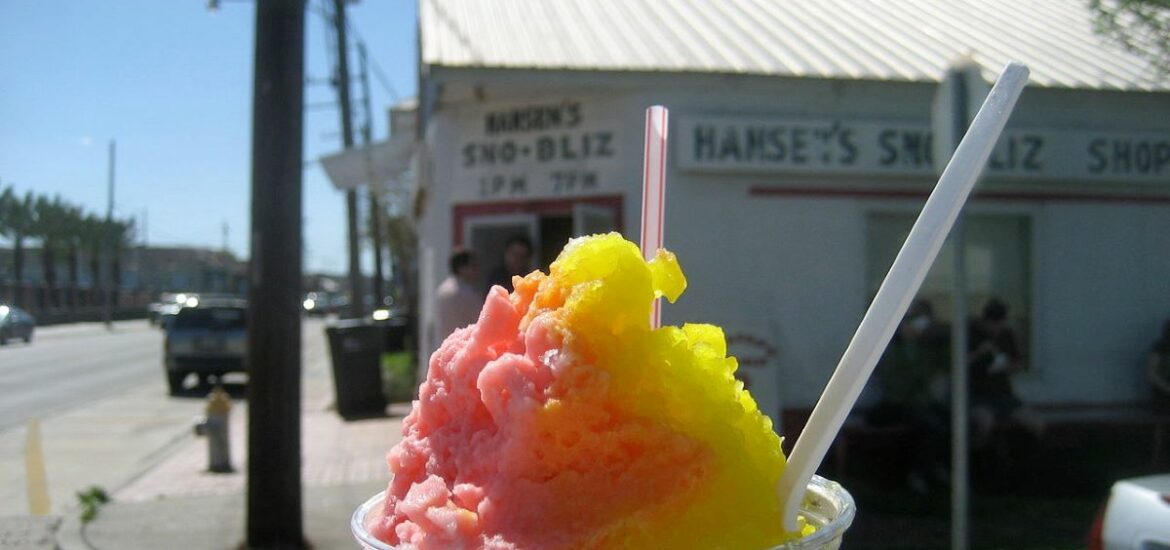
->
359, 41, 386, 309
246, 1, 305, 547
333, 0, 364, 318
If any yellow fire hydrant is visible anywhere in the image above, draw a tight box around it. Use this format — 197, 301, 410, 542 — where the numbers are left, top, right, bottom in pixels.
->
194, 385, 233, 473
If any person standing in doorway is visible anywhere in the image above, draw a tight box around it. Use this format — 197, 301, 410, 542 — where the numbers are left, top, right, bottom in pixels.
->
434, 248, 483, 344
488, 234, 534, 293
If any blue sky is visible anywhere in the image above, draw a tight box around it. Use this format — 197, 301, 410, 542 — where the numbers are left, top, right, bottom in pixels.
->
0, 0, 417, 275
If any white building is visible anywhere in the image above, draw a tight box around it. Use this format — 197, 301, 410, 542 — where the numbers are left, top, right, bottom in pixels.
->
412, 0, 1170, 424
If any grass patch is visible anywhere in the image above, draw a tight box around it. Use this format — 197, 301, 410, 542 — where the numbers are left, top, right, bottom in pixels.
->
381, 351, 416, 403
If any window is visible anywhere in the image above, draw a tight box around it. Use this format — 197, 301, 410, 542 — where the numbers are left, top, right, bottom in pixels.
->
867, 212, 1031, 348
174, 307, 246, 330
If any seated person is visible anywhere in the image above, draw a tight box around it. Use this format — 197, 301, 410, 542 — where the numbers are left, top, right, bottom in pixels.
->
1148, 319, 1170, 412
968, 298, 1043, 446
873, 299, 951, 493
875, 299, 950, 423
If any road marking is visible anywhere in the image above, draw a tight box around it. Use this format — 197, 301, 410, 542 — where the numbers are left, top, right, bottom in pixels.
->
25, 418, 50, 515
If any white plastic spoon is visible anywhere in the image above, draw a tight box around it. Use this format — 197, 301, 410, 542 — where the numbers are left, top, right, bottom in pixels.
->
776, 62, 1031, 532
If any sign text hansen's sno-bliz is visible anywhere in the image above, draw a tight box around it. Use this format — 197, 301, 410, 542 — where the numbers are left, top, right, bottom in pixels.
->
483, 102, 582, 135
461, 132, 615, 167
677, 115, 1169, 183
455, 101, 621, 201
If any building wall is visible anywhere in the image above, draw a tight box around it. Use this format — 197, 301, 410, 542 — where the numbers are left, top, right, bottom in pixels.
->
1025, 202, 1170, 405
419, 67, 1170, 408
418, 106, 459, 369
663, 180, 1170, 408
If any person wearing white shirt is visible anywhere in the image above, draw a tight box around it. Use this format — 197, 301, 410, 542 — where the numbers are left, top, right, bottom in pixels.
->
434, 248, 483, 347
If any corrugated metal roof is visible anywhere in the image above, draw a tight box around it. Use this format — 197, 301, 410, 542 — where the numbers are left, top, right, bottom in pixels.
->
420, 0, 1169, 91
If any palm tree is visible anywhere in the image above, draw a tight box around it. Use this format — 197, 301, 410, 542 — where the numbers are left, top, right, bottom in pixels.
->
33, 195, 71, 308
81, 214, 104, 298
109, 218, 135, 290
0, 185, 13, 281
61, 206, 86, 308
1, 189, 37, 289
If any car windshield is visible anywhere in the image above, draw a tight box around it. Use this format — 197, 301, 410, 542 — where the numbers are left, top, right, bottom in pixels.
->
173, 307, 246, 330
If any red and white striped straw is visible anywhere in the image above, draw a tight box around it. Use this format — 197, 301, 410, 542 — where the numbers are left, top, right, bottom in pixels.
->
640, 105, 669, 329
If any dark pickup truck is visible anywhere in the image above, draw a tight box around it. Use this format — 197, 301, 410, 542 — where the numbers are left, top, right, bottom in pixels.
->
164, 300, 246, 395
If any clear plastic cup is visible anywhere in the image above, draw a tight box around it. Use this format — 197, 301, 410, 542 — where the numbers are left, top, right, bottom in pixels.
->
765, 475, 855, 549
351, 490, 393, 550
352, 474, 854, 549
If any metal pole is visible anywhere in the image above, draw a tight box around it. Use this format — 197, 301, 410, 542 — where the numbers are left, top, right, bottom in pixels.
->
333, 0, 363, 318
246, 1, 304, 547
949, 70, 971, 550
950, 220, 969, 550
359, 42, 386, 309
103, 140, 115, 329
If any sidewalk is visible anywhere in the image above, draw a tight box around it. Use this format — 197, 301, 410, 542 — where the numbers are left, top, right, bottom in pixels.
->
0, 381, 205, 519
54, 321, 410, 549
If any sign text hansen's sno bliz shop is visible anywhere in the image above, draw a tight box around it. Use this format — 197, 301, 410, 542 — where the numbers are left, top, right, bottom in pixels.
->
454, 101, 621, 201
676, 116, 1169, 184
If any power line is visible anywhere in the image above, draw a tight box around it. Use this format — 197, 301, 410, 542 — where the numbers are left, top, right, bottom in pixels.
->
305, 101, 339, 111
342, 17, 402, 101
317, 0, 338, 83
368, 56, 401, 101
206, 0, 402, 103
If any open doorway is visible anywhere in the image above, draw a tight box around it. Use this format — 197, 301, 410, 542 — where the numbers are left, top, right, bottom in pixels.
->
455, 196, 622, 284
539, 215, 572, 271
464, 213, 541, 271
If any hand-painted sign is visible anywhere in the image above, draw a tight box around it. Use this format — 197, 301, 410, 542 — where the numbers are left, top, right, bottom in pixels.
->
678, 115, 1169, 184
454, 100, 622, 202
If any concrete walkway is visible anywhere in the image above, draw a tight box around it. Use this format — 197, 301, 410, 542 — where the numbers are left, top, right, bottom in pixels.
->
0, 319, 199, 520
56, 482, 389, 550
0, 381, 206, 519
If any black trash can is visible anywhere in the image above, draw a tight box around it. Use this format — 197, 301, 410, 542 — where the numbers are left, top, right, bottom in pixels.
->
380, 315, 409, 353
326, 320, 387, 420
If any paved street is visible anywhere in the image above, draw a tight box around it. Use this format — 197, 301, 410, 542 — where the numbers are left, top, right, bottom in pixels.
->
0, 321, 163, 431
0, 318, 357, 522
0, 320, 203, 517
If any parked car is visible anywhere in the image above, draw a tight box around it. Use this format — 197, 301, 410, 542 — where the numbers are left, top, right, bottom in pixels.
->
1088, 473, 1170, 550
0, 304, 36, 345
155, 293, 198, 329
147, 292, 180, 325
163, 299, 247, 395
302, 292, 328, 316
303, 291, 348, 317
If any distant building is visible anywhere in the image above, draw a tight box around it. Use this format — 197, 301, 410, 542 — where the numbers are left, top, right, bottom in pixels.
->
128, 246, 247, 295
0, 245, 246, 295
